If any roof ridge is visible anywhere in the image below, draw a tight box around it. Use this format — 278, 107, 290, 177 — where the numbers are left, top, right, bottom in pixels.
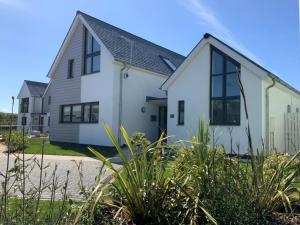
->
77, 11, 185, 58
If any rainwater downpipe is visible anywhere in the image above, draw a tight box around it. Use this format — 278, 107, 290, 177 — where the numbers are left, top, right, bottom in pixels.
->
265, 77, 276, 151
118, 63, 128, 145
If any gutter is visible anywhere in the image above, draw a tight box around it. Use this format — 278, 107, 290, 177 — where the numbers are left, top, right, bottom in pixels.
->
265, 77, 276, 151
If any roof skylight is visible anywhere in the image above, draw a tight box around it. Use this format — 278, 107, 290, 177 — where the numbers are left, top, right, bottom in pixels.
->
160, 56, 177, 71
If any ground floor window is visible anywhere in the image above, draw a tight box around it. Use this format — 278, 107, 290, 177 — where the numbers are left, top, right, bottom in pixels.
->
60, 102, 99, 123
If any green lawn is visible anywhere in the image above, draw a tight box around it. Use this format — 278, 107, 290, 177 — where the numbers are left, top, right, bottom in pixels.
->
24, 137, 118, 158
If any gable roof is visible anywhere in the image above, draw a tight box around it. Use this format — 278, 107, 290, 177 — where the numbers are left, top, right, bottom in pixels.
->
162, 33, 300, 96
24, 80, 48, 97
78, 11, 185, 76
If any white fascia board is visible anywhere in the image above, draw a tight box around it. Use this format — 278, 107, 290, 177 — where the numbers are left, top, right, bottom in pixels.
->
78, 14, 114, 62
42, 80, 52, 98
47, 14, 114, 78
161, 38, 208, 90
17, 81, 27, 99
207, 37, 268, 80
47, 16, 80, 78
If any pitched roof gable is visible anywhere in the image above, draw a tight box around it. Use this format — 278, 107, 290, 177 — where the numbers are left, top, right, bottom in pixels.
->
24, 80, 48, 97
78, 11, 185, 76
162, 33, 300, 96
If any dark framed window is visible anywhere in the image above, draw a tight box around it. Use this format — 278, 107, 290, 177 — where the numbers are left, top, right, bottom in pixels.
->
287, 105, 291, 113
83, 28, 100, 74
178, 100, 185, 125
210, 46, 241, 125
48, 96, 51, 105
68, 59, 74, 78
60, 102, 99, 123
21, 98, 29, 113
296, 108, 299, 113
48, 117, 50, 126
21, 117, 27, 126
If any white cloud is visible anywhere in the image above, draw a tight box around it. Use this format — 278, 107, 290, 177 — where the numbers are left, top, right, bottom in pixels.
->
180, 0, 262, 63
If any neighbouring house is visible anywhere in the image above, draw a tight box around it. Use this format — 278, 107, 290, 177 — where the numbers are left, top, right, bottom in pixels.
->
161, 34, 300, 154
17, 11, 300, 154
17, 80, 50, 133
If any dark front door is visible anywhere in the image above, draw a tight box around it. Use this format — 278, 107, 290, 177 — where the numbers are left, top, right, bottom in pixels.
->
158, 106, 167, 138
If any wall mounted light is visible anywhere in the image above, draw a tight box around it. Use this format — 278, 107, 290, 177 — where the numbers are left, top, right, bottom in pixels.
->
141, 107, 146, 113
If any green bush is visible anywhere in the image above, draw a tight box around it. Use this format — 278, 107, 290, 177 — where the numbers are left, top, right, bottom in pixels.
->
2, 130, 29, 152
87, 125, 216, 225
173, 120, 300, 224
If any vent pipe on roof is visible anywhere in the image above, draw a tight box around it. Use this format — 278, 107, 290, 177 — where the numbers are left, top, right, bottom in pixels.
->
265, 77, 276, 151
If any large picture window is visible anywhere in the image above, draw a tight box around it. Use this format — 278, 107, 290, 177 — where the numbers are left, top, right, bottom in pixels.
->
210, 46, 241, 125
83, 28, 100, 74
61, 102, 99, 123
21, 98, 29, 113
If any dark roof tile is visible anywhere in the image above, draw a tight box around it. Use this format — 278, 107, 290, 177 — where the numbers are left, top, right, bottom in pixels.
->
78, 11, 185, 76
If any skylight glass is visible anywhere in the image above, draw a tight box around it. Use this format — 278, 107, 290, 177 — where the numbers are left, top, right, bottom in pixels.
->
161, 56, 177, 71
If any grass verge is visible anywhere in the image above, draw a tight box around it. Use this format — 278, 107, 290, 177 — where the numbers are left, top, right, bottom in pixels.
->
23, 137, 118, 158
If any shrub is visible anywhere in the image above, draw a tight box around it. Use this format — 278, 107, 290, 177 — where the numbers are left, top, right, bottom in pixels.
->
2, 130, 29, 152
173, 120, 300, 224
87, 124, 216, 225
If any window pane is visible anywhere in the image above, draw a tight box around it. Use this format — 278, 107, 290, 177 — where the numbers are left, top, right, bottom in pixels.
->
83, 105, 90, 122
212, 50, 224, 75
178, 101, 184, 125
226, 99, 240, 124
92, 55, 100, 72
211, 100, 223, 124
93, 39, 100, 52
90, 104, 99, 123
85, 57, 92, 74
72, 105, 82, 122
226, 73, 240, 97
86, 31, 93, 54
62, 106, 71, 122
226, 60, 239, 74
212, 76, 223, 97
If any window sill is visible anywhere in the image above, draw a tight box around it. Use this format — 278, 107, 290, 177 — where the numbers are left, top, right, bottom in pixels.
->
60, 122, 99, 124
177, 124, 184, 126
82, 70, 100, 76
210, 123, 240, 126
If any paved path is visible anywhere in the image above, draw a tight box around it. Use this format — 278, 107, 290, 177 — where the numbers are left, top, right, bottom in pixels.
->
0, 152, 124, 200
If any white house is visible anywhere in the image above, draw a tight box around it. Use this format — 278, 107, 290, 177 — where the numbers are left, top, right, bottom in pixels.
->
44, 11, 184, 146
18, 11, 300, 154
162, 34, 300, 154
17, 80, 50, 133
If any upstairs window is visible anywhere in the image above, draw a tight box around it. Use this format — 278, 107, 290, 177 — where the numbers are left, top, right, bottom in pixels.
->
48, 96, 51, 105
21, 98, 29, 113
210, 46, 241, 125
68, 59, 74, 78
84, 28, 100, 74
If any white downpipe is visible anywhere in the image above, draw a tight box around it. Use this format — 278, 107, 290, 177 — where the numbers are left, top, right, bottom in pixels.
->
265, 77, 276, 151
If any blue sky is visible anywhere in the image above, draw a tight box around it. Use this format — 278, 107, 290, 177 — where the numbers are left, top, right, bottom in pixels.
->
0, 0, 299, 113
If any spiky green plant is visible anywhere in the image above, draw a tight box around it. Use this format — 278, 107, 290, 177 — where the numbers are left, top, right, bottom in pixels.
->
87, 124, 217, 225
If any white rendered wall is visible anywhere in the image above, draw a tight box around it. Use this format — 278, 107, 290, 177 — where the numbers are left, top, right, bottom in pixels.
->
263, 80, 300, 152
17, 83, 32, 130
116, 64, 167, 142
79, 38, 115, 146
167, 43, 264, 154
